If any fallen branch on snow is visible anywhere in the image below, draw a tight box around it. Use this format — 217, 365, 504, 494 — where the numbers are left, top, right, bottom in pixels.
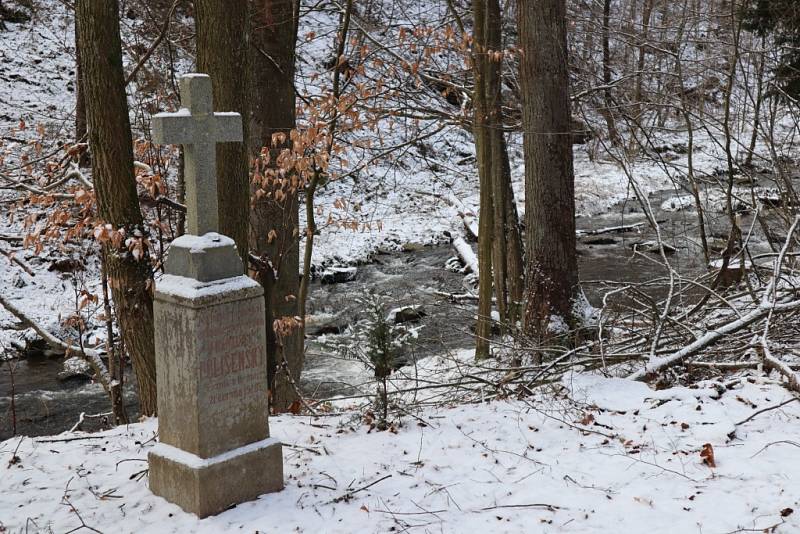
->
0, 293, 112, 388
627, 297, 800, 381
0, 248, 35, 276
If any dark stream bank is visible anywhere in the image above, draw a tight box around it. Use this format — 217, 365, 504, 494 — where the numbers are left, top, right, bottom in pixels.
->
0, 178, 784, 440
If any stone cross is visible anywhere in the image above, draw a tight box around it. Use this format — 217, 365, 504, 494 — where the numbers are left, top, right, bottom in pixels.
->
151, 73, 242, 236
148, 73, 283, 518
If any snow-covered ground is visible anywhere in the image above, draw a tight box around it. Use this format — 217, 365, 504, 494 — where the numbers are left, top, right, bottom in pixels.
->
2, 374, 800, 533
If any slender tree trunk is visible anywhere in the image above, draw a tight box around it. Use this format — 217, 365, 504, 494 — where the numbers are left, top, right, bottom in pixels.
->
518, 0, 580, 340
195, 0, 251, 263
298, 0, 353, 343
472, 0, 494, 359
745, 39, 766, 168
486, 0, 508, 330
633, 0, 654, 121
675, 0, 710, 265
249, 0, 303, 412
502, 135, 525, 325
601, 0, 621, 145
76, 0, 157, 415
74, 13, 89, 167
101, 250, 127, 425
581, 0, 598, 68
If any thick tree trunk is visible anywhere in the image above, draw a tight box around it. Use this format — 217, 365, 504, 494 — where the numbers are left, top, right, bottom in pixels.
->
75, 0, 157, 415
472, 0, 494, 359
249, 0, 302, 411
518, 0, 580, 339
195, 0, 251, 263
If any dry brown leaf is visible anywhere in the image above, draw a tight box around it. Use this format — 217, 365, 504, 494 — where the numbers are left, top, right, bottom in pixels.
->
700, 443, 716, 467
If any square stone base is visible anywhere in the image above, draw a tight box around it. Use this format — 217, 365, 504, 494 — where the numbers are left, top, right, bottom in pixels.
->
149, 438, 283, 518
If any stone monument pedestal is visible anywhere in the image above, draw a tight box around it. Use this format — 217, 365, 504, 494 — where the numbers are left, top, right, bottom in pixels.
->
148, 74, 283, 517
149, 437, 283, 518
149, 233, 283, 518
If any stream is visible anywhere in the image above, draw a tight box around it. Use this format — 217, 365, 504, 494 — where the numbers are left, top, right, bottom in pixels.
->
0, 176, 786, 440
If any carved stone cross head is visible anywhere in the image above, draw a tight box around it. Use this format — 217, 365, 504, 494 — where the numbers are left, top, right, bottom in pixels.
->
151, 73, 242, 236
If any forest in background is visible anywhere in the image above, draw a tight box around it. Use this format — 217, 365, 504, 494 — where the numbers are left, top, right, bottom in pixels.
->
1, 0, 800, 432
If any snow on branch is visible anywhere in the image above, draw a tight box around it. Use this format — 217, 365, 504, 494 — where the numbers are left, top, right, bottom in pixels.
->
0, 293, 112, 388
627, 298, 800, 381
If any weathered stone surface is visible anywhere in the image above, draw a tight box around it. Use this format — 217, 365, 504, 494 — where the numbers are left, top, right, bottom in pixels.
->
149, 437, 283, 518
149, 72, 283, 518
164, 233, 243, 282
150, 271, 285, 516
154, 275, 268, 458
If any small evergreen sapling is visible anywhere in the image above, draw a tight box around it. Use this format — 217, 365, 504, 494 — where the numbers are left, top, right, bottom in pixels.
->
338, 292, 412, 430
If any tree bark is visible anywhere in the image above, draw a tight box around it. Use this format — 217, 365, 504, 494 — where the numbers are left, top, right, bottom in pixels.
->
249, 0, 302, 411
75, 0, 157, 415
633, 0, 655, 121
518, 0, 580, 339
74, 12, 89, 167
195, 0, 251, 263
502, 134, 525, 325
486, 0, 508, 329
601, 0, 621, 145
472, 0, 494, 359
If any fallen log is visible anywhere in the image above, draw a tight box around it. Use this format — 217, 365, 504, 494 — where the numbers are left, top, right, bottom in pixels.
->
453, 236, 479, 276
576, 222, 645, 237
762, 341, 800, 394
0, 233, 23, 243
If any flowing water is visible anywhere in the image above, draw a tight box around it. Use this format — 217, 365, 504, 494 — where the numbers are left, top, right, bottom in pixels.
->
0, 177, 786, 440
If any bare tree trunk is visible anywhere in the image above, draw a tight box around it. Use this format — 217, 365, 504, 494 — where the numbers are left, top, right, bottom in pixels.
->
675, 0, 710, 266
195, 0, 251, 263
632, 0, 654, 121
101, 250, 127, 424
601, 0, 621, 145
581, 0, 598, 68
74, 13, 88, 167
518, 0, 580, 339
745, 39, 766, 168
249, 0, 303, 412
76, 0, 157, 415
472, 0, 494, 359
486, 0, 508, 329
502, 135, 525, 325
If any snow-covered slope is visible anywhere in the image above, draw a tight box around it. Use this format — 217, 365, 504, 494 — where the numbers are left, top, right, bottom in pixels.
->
2, 376, 799, 533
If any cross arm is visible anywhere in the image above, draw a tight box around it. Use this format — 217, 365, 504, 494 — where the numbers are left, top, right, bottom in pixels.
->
151, 110, 195, 145
214, 112, 243, 143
